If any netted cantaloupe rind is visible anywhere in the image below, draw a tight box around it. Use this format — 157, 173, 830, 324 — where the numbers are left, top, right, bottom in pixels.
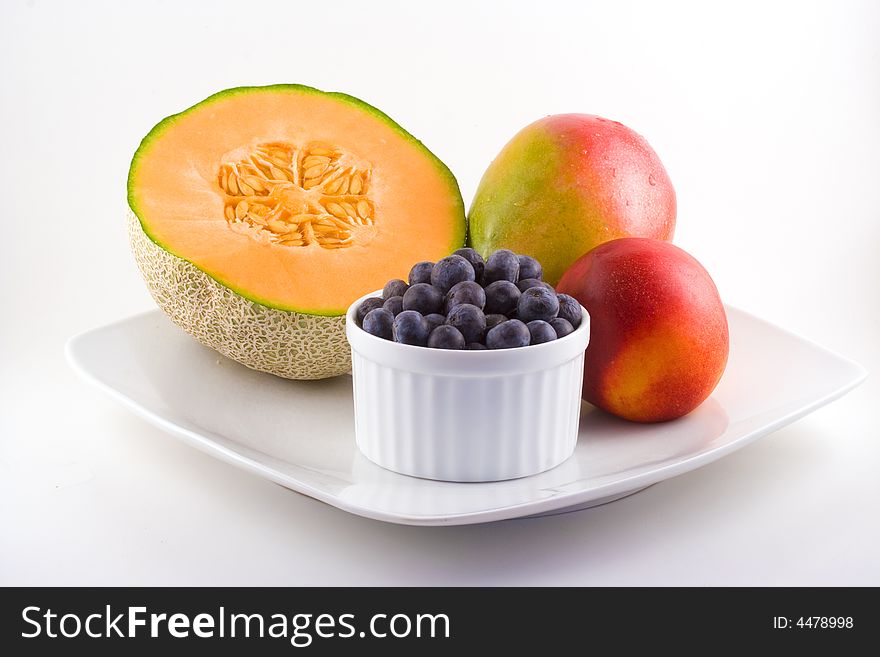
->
128, 210, 350, 380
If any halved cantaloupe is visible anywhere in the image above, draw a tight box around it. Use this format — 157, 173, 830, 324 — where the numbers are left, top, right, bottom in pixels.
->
128, 85, 465, 379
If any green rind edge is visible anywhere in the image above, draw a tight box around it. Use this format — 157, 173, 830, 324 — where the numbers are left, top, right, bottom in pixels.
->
127, 84, 467, 316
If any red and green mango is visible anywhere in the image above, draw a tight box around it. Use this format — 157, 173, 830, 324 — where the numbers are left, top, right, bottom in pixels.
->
468, 114, 676, 284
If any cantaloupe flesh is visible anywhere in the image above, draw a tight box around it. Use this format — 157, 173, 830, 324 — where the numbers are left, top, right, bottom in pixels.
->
128, 85, 465, 315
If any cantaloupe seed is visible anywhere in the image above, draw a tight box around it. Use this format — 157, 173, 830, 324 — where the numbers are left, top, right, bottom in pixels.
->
127, 211, 350, 380
217, 141, 371, 250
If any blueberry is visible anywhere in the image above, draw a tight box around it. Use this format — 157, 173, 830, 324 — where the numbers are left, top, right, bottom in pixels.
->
517, 254, 543, 281
392, 310, 430, 346
556, 294, 582, 329
466, 342, 487, 350
382, 278, 409, 300
446, 280, 486, 312
355, 297, 384, 325
402, 283, 444, 315
424, 313, 447, 333
431, 254, 475, 294
408, 261, 434, 285
382, 295, 404, 316
485, 319, 530, 350
516, 278, 554, 293
362, 308, 394, 340
517, 286, 559, 323
485, 313, 507, 332
527, 320, 557, 345
483, 280, 521, 315
427, 325, 466, 350
483, 249, 520, 285
446, 303, 487, 344
453, 247, 486, 283
550, 317, 575, 339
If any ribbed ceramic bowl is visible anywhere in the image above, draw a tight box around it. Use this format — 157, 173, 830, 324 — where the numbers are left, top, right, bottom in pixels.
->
345, 291, 590, 482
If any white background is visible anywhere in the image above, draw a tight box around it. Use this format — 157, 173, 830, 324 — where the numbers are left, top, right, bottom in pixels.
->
2, 0, 878, 585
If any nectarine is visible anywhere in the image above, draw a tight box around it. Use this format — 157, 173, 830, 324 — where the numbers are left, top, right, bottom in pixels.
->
557, 238, 728, 422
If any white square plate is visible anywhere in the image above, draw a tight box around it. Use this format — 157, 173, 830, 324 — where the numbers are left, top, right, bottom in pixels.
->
66, 307, 865, 525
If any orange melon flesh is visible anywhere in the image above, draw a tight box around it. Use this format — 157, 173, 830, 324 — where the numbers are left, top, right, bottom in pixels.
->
128, 85, 466, 315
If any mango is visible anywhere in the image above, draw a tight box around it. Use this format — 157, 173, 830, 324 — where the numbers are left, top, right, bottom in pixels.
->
557, 238, 728, 423
469, 114, 676, 284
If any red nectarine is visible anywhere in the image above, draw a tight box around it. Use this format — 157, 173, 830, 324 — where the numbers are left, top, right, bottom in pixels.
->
558, 238, 728, 422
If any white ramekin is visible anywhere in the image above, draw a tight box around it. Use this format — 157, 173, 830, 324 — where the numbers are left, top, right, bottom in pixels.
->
345, 291, 590, 482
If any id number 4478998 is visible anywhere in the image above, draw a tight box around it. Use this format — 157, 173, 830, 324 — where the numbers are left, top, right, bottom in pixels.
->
773, 617, 854, 629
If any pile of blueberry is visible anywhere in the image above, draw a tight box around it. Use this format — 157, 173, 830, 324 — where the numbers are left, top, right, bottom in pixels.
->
355, 248, 583, 349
